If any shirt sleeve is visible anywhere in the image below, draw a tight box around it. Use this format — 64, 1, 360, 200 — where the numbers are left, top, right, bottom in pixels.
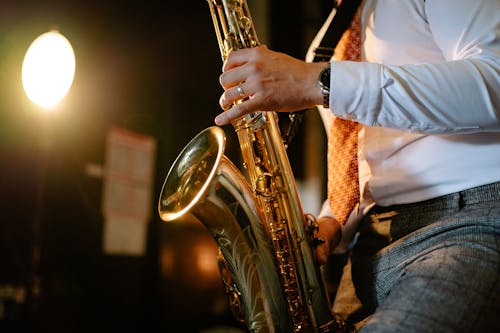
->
330, 0, 500, 134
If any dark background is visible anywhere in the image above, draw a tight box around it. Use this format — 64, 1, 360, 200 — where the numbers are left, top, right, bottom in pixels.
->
0, 1, 333, 332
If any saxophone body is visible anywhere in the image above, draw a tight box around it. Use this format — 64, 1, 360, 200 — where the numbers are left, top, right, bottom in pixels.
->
159, 1, 350, 331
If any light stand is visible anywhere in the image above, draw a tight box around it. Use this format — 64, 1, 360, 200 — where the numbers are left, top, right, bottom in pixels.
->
22, 29, 75, 321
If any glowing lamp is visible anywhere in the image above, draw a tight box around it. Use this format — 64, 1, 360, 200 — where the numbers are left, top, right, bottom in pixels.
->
22, 31, 75, 109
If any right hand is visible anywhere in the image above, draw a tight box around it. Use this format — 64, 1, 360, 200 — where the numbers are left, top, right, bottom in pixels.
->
215, 45, 326, 126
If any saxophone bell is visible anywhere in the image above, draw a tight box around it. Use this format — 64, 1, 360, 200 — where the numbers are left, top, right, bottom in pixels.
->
159, 126, 290, 332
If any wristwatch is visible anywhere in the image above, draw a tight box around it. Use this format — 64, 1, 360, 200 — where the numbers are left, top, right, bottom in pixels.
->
318, 63, 331, 108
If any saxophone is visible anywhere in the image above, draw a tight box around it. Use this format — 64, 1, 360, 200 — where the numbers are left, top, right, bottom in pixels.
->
159, 1, 350, 332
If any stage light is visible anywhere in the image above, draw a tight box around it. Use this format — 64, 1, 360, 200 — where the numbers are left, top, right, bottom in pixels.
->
22, 30, 75, 110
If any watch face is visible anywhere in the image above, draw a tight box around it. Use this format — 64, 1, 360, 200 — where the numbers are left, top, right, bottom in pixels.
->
320, 65, 330, 88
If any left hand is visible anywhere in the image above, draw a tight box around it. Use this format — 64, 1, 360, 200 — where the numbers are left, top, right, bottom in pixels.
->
314, 216, 342, 266
215, 45, 326, 126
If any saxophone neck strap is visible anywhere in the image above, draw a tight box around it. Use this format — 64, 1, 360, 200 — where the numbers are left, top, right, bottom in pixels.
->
313, 0, 363, 63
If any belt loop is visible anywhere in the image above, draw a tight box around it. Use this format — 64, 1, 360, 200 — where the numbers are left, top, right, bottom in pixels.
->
370, 210, 398, 224
458, 192, 466, 210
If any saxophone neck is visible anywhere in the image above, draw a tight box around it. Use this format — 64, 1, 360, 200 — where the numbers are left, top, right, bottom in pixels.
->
208, 0, 260, 59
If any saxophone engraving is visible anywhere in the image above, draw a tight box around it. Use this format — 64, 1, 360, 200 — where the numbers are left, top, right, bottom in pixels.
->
159, 1, 351, 331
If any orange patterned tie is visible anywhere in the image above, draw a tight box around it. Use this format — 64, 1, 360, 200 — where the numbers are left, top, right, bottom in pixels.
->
327, 9, 361, 225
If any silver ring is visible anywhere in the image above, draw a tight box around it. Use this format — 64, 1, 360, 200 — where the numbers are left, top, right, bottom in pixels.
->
237, 82, 245, 98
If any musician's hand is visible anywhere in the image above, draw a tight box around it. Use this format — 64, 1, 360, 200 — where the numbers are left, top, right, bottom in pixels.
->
315, 216, 342, 266
215, 45, 326, 126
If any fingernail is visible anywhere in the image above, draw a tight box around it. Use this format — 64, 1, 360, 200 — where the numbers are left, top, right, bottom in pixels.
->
214, 115, 222, 126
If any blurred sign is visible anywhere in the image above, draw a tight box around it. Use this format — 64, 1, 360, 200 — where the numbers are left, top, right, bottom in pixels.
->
102, 128, 156, 256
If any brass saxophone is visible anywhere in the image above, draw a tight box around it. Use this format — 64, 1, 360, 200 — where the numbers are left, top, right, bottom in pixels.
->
159, 0, 350, 332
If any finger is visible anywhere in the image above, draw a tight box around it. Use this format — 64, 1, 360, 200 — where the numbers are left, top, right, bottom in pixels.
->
219, 82, 250, 110
219, 65, 248, 89
219, 93, 229, 111
223, 53, 246, 72
215, 98, 260, 126
214, 104, 244, 126
315, 242, 330, 266
219, 92, 233, 112
223, 47, 263, 71
316, 216, 342, 253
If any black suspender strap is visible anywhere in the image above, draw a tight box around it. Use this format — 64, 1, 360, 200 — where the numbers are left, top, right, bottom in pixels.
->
282, 0, 363, 146
313, 0, 363, 62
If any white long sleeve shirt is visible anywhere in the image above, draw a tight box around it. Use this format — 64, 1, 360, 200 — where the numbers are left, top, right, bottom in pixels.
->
309, 0, 500, 250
